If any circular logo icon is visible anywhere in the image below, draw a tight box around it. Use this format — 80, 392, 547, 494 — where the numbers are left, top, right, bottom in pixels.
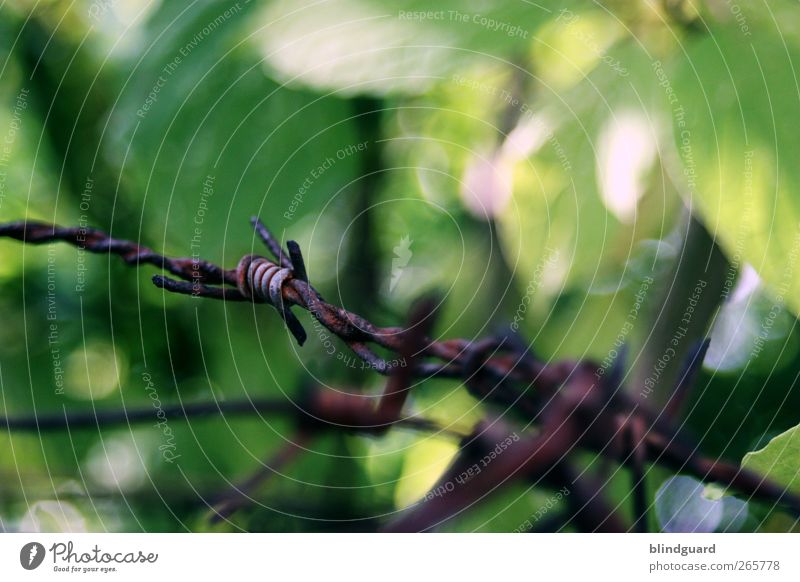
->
20, 542, 46, 570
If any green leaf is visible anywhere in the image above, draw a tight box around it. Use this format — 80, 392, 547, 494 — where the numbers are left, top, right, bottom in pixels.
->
500, 38, 686, 289
670, 26, 800, 315
705, 267, 799, 375
742, 424, 800, 495
110, 1, 363, 256
655, 475, 748, 533
254, 0, 553, 96
493, 39, 684, 358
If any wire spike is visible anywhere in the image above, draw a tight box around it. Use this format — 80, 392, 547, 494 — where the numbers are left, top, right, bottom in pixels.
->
286, 240, 308, 282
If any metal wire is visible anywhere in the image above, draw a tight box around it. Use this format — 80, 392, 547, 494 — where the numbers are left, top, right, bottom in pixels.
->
3, 216, 800, 530
235, 254, 306, 344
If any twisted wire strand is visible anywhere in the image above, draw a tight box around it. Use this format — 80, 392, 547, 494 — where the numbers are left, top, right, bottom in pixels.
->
0, 220, 229, 285
236, 255, 292, 306
0, 218, 590, 396
4, 217, 800, 526
235, 254, 306, 345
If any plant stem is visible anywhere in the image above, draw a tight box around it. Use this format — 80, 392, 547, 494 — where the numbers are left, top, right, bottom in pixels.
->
631, 209, 729, 414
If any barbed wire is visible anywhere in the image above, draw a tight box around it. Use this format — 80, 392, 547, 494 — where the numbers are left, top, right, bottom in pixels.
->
2, 217, 799, 532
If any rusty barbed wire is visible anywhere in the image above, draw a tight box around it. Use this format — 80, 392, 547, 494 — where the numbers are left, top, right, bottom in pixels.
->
0, 217, 549, 389
235, 254, 306, 344
2, 216, 800, 531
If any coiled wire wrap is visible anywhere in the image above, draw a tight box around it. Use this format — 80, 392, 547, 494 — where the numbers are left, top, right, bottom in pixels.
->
236, 254, 307, 345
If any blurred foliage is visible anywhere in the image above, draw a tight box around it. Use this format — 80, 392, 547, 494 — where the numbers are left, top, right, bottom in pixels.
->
654, 476, 748, 533
743, 425, 800, 496
1, 0, 800, 532
255, 0, 554, 96
669, 25, 800, 316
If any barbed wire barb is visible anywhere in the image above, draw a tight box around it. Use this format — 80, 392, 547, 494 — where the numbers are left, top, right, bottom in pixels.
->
3, 216, 800, 531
